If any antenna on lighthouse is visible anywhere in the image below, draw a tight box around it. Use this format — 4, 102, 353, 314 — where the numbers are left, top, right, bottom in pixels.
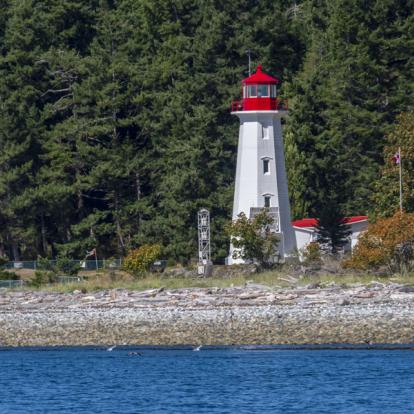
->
245, 49, 252, 76
197, 208, 212, 276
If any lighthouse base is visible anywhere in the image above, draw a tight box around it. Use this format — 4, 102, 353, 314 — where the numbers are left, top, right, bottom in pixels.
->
226, 234, 292, 266
226, 206, 296, 265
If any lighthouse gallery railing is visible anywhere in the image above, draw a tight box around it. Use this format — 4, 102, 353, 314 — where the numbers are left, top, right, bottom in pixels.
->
231, 98, 288, 112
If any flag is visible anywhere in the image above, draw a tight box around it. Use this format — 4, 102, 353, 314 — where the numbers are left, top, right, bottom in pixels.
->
86, 248, 96, 257
392, 150, 401, 165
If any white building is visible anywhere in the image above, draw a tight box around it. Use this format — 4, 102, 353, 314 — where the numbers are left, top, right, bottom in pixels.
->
228, 65, 296, 263
292, 216, 369, 254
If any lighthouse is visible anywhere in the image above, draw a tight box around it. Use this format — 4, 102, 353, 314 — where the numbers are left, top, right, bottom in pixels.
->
228, 64, 296, 264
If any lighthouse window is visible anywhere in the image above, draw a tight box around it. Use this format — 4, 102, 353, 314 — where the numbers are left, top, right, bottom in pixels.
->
264, 196, 271, 208
247, 85, 257, 97
270, 85, 277, 98
257, 85, 269, 97
262, 125, 269, 139
263, 159, 270, 174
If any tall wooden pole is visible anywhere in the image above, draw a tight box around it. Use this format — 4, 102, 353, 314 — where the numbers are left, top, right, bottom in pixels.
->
399, 147, 403, 213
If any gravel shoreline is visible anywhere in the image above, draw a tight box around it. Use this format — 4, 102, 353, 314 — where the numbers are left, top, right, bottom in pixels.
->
1, 283, 414, 346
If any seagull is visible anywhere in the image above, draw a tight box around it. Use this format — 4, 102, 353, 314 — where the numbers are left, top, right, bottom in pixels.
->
106, 345, 117, 352
193, 345, 202, 352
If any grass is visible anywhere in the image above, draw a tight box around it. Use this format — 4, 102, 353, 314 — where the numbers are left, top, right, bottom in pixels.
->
40, 273, 272, 293
18, 269, 414, 293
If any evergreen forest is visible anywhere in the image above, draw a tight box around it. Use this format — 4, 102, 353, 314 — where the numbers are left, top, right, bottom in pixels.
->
0, 0, 413, 262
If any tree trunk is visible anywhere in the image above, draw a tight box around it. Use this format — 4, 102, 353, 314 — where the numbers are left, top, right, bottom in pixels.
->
114, 191, 125, 254
0, 242, 5, 258
11, 241, 20, 261
77, 188, 83, 213
40, 213, 48, 256
135, 172, 141, 202
135, 171, 142, 231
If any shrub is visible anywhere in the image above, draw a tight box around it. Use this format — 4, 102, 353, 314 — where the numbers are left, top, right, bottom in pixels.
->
56, 256, 80, 276
34, 255, 80, 286
37, 255, 80, 276
301, 241, 322, 264
123, 244, 162, 276
0, 256, 9, 267
344, 211, 414, 273
36, 256, 55, 271
0, 270, 19, 281
225, 209, 279, 268
30, 271, 54, 287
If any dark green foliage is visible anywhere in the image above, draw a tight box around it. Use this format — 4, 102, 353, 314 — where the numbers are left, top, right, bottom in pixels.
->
0, 256, 9, 267
30, 270, 54, 287
0, 0, 413, 262
315, 202, 352, 254
0, 270, 19, 281
226, 210, 280, 268
55, 257, 81, 276
286, 0, 414, 218
37, 255, 80, 276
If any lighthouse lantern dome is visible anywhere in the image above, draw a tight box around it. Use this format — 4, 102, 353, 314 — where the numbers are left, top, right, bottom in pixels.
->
232, 64, 287, 112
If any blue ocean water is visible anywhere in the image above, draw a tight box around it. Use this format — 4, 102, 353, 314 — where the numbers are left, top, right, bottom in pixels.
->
1, 346, 414, 414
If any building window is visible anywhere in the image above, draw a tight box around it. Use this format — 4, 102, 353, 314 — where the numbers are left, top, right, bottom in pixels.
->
257, 84, 269, 97
247, 85, 257, 97
264, 195, 271, 208
270, 85, 277, 98
263, 159, 270, 174
262, 125, 268, 139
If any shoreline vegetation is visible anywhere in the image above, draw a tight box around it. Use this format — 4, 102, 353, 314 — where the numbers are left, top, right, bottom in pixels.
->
19, 272, 414, 294
1, 267, 414, 347
6, 265, 414, 293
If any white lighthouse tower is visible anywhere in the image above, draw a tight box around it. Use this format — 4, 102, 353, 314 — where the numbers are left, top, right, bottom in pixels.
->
228, 64, 296, 264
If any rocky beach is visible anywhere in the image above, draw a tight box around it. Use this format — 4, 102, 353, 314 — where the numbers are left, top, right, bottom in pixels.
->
0, 282, 414, 347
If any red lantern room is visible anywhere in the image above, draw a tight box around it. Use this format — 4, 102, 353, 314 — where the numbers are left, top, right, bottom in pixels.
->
231, 64, 288, 112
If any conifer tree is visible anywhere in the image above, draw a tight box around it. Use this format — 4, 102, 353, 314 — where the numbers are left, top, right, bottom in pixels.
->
0, 1, 99, 259
286, 0, 414, 219
0, 0, 52, 259
32, 1, 99, 257
315, 201, 351, 254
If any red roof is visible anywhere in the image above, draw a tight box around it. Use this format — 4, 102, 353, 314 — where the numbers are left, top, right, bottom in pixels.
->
242, 64, 280, 85
292, 216, 368, 228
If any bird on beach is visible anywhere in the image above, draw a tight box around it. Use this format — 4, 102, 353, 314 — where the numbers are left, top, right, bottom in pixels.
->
106, 345, 117, 352
193, 345, 202, 352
